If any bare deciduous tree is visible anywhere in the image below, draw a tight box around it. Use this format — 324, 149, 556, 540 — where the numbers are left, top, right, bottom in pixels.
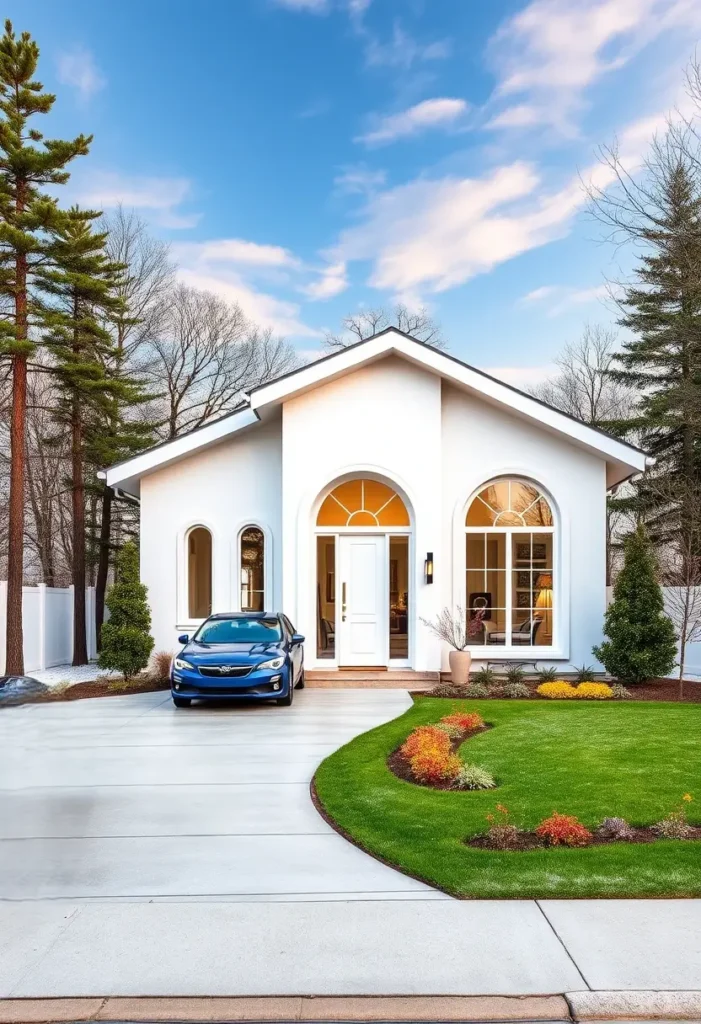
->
529, 324, 633, 428
324, 303, 444, 352
143, 284, 299, 440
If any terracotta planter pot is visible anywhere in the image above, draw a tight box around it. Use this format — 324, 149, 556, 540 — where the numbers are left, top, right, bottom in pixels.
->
449, 649, 472, 686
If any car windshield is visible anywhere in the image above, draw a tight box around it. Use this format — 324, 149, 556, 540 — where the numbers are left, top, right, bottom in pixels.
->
194, 617, 282, 644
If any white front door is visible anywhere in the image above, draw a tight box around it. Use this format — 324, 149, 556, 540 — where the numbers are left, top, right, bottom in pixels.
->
338, 535, 387, 666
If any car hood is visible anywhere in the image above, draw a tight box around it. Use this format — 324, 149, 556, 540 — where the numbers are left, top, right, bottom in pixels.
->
182, 641, 285, 665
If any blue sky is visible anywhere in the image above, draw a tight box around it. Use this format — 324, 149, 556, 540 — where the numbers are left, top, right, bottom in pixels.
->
9, 0, 701, 384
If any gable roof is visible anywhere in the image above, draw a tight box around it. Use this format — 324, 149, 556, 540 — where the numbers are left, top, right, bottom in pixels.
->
102, 327, 649, 496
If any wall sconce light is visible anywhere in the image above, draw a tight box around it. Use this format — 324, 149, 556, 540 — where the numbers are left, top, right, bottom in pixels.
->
424, 552, 434, 584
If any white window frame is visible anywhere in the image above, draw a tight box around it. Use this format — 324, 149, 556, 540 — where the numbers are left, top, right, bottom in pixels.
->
236, 522, 271, 613
461, 478, 565, 660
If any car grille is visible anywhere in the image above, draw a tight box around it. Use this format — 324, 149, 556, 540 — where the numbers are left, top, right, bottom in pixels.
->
198, 665, 252, 678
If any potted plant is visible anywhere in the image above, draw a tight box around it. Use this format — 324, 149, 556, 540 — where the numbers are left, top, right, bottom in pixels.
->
421, 606, 483, 684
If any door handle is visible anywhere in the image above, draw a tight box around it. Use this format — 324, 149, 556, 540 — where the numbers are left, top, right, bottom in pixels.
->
342, 581, 347, 621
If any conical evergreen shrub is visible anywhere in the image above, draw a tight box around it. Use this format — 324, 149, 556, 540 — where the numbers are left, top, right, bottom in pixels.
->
593, 525, 676, 683
98, 541, 154, 678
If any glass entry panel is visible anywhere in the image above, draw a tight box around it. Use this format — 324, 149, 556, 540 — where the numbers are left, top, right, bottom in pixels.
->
389, 535, 409, 659
316, 536, 336, 658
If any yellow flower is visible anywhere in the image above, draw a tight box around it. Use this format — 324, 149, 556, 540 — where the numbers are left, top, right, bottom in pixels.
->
683, 793, 693, 803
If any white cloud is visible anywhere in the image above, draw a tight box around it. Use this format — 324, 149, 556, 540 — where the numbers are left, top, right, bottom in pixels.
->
486, 0, 701, 134
334, 164, 387, 195
77, 171, 199, 229
357, 98, 469, 146
301, 261, 348, 300
363, 22, 452, 70
334, 108, 666, 299
57, 47, 105, 101
521, 282, 614, 315
193, 238, 300, 268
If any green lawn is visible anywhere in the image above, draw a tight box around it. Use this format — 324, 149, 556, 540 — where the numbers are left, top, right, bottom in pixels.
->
313, 698, 701, 898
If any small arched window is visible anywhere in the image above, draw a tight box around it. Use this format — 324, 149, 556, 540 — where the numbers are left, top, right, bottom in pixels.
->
240, 526, 265, 611
188, 527, 212, 619
465, 479, 554, 649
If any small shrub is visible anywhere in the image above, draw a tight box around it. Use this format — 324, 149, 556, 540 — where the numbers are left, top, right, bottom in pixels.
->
536, 666, 559, 683
464, 682, 489, 698
576, 682, 613, 700
599, 816, 635, 840
400, 726, 451, 759
472, 666, 496, 687
410, 749, 462, 784
654, 794, 694, 839
441, 711, 485, 731
536, 812, 593, 847
430, 683, 468, 698
98, 542, 155, 679
454, 763, 496, 790
611, 682, 632, 699
575, 664, 597, 683
536, 681, 577, 699
502, 681, 530, 698
434, 722, 463, 738
485, 804, 521, 850
505, 664, 525, 684
150, 651, 173, 684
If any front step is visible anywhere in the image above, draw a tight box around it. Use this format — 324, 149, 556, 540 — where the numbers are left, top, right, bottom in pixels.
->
305, 669, 439, 688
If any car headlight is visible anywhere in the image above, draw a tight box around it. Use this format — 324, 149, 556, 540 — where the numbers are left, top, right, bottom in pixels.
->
257, 656, 285, 671
174, 657, 194, 671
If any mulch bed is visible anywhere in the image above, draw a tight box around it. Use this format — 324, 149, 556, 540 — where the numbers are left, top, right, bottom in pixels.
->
418, 678, 701, 703
23, 678, 169, 705
387, 724, 492, 789
467, 824, 701, 851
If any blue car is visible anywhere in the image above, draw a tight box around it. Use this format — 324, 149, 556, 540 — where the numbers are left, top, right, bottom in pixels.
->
170, 612, 305, 708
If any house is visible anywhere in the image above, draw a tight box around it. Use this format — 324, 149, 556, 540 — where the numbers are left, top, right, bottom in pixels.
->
102, 328, 648, 674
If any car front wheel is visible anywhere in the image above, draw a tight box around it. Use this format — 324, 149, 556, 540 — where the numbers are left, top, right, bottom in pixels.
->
295, 669, 305, 690
173, 696, 192, 708
278, 684, 294, 706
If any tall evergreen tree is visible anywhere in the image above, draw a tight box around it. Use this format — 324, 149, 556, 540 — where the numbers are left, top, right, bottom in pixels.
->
602, 154, 701, 556
40, 208, 126, 665
0, 22, 90, 674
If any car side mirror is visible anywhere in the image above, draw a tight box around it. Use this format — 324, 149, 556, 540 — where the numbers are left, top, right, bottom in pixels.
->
177, 634, 189, 645
291, 633, 305, 646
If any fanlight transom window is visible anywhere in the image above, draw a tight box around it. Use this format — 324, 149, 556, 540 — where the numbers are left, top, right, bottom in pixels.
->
466, 480, 553, 527
317, 478, 410, 528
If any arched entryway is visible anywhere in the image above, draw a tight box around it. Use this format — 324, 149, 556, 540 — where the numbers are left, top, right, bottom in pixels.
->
314, 477, 413, 667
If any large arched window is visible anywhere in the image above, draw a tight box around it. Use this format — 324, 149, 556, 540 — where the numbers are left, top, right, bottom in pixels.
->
240, 526, 265, 611
317, 478, 410, 527
188, 526, 212, 619
465, 479, 554, 648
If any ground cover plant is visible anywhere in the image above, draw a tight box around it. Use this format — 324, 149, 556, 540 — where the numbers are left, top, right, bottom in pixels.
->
313, 697, 701, 898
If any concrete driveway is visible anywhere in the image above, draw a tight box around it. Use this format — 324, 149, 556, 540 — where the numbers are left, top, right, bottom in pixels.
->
1, 688, 700, 997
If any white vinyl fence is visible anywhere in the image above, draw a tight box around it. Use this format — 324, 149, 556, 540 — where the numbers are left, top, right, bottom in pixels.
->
607, 585, 701, 678
0, 583, 98, 675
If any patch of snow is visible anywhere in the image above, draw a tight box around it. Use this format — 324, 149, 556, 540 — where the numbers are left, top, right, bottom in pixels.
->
29, 664, 120, 689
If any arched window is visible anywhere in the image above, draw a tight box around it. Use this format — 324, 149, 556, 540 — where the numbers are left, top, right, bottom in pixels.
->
188, 527, 212, 619
465, 479, 554, 648
317, 478, 410, 527
240, 526, 265, 611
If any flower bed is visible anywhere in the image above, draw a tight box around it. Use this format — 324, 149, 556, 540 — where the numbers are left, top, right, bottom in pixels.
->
388, 711, 495, 790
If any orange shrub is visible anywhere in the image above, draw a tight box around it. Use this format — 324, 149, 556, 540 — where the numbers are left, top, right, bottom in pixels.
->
575, 682, 613, 699
400, 726, 450, 759
410, 749, 462, 784
536, 812, 593, 847
441, 712, 485, 731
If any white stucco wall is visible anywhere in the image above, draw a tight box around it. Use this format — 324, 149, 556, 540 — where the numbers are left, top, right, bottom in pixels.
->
281, 355, 445, 671
140, 416, 282, 653
441, 382, 607, 671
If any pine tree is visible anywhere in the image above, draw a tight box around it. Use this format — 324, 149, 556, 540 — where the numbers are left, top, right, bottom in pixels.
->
593, 525, 677, 683
40, 207, 126, 665
607, 157, 701, 553
0, 21, 90, 674
98, 541, 154, 679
